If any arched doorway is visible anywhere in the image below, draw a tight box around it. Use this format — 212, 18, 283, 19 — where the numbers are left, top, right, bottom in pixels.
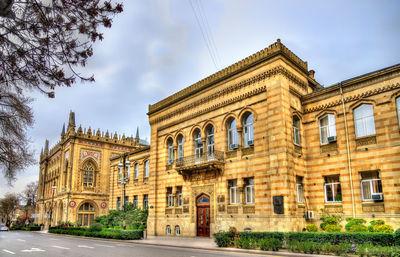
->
77, 202, 95, 227
196, 194, 210, 237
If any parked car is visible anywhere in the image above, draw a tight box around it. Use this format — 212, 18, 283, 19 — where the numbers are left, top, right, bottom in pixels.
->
0, 225, 9, 231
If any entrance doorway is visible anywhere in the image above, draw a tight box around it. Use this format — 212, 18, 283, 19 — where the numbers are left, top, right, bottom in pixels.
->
77, 202, 95, 227
196, 194, 210, 237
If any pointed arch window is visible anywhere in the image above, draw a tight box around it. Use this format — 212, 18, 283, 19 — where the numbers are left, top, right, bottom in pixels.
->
227, 118, 239, 150
243, 113, 254, 147
354, 104, 375, 137
83, 162, 95, 187
167, 138, 174, 164
177, 135, 184, 161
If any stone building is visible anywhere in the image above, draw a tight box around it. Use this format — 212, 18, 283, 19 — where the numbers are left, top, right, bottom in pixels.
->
135, 40, 400, 237
36, 111, 147, 227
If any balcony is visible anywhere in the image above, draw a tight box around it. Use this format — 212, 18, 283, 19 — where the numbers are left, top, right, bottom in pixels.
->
175, 150, 224, 176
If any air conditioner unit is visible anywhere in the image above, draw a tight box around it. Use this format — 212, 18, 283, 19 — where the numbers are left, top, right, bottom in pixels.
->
372, 194, 383, 201
327, 136, 337, 143
248, 140, 254, 146
305, 211, 314, 220
168, 159, 173, 164
230, 144, 238, 149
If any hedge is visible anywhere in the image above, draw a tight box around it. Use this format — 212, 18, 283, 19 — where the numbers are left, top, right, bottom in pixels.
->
214, 231, 395, 248
49, 226, 143, 240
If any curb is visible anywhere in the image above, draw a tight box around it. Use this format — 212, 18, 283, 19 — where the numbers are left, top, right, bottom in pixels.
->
31, 231, 337, 257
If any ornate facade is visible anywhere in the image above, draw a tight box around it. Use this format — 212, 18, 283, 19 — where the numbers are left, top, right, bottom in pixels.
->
36, 111, 146, 227
134, 40, 399, 236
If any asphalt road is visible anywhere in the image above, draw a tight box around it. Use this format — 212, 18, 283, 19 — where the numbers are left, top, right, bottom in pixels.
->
0, 231, 281, 257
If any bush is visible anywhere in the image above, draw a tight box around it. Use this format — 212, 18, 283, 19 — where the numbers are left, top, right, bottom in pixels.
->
349, 224, 369, 232
373, 225, 394, 234
306, 224, 318, 232
346, 218, 367, 231
89, 223, 103, 232
258, 238, 282, 251
288, 240, 351, 256
325, 224, 342, 232
49, 227, 142, 240
238, 232, 284, 241
214, 232, 233, 247
395, 229, 400, 246
235, 237, 257, 249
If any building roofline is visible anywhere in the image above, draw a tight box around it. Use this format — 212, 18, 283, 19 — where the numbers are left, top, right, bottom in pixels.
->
148, 39, 312, 115
302, 63, 400, 101
110, 145, 151, 161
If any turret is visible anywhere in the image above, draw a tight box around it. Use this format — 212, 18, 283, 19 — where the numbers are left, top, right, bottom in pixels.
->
61, 123, 66, 139
44, 139, 49, 155
67, 111, 75, 133
135, 127, 140, 145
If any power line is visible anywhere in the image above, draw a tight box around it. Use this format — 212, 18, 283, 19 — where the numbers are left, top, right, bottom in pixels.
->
189, 0, 219, 71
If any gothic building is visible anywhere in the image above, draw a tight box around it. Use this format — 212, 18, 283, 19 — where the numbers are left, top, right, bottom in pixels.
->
36, 112, 147, 227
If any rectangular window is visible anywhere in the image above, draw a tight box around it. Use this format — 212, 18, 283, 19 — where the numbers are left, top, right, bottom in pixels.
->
144, 161, 149, 177
244, 177, 255, 204
319, 114, 336, 144
354, 104, 376, 137
124, 196, 129, 206
324, 176, 342, 203
118, 166, 122, 181
133, 195, 138, 208
293, 116, 301, 145
396, 97, 400, 127
117, 197, 121, 210
134, 164, 139, 179
167, 187, 174, 207
361, 171, 383, 201
177, 186, 183, 207
228, 179, 239, 204
143, 194, 148, 209
126, 165, 130, 179
296, 176, 304, 204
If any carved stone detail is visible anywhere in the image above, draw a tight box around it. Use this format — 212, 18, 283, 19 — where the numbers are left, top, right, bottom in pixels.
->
217, 204, 225, 212
324, 204, 343, 213
362, 203, 385, 213
217, 195, 225, 203
226, 150, 237, 159
175, 208, 183, 214
356, 136, 377, 147
321, 142, 338, 153
227, 205, 239, 214
165, 208, 173, 215
243, 205, 255, 214
294, 145, 302, 155
191, 184, 215, 223
242, 146, 254, 156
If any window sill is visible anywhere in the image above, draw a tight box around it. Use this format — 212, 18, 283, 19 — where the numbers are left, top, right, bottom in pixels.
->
324, 202, 343, 205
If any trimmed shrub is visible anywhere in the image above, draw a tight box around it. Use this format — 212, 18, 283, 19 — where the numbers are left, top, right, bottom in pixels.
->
306, 224, 318, 232
238, 232, 284, 241
89, 223, 103, 232
214, 232, 233, 247
49, 227, 142, 240
345, 218, 367, 231
325, 224, 342, 232
373, 225, 394, 234
235, 237, 257, 249
395, 229, 400, 246
349, 224, 369, 232
258, 238, 282, 251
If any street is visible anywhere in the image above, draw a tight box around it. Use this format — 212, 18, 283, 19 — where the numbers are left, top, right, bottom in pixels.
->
0, 231, 280, 257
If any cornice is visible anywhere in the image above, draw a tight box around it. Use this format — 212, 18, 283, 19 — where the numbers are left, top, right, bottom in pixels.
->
148, 39, 309, 115
303, 82, 400, 114
150, 65, 308, 125
110, 145, 151, 161
156, 85, 267, 132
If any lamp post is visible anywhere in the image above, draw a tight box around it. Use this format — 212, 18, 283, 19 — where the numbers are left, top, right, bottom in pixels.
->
118, 154, 130, 230
49, 185, 57, 227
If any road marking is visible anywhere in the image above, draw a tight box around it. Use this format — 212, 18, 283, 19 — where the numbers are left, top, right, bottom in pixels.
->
2, 249, 15, 255
94, 244, 115, 248
52, 245, 70, 250
16, 239, 26, 242
78, 245, 94, 249
21, 248, 45, 252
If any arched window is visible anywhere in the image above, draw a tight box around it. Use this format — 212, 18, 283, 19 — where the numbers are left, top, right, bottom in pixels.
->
293, 116, 301, 145
319, 114, 336, 144
227, 118, 239, 150
134, 163, 139, 179
206, 125, 214, 158
194, 130, 203, 163
144, 160, 149, 177
83, 162, 95, 187
78, 202, 95, 227
177, 135, 184, 161
396, 97, 400, 127
175, 225, 180, 235
243, 113, 254, 147
354, 104, 375, 137
166, 225, 171, 235
167, 138, 174, 164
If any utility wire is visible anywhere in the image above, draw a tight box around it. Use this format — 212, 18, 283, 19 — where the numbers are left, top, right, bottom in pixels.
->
189, 0, 219, 71
196, 0, 222, 67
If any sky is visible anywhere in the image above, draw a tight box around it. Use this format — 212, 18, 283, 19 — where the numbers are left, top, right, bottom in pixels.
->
1, 0, 399, 198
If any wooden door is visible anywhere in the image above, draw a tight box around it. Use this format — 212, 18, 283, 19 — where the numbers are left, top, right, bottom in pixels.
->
196, 194, 210, 237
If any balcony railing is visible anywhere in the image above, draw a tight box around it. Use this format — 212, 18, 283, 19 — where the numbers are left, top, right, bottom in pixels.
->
176, 150, 224, 168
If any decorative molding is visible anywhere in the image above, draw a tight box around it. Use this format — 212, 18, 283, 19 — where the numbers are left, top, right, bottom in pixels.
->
227, 205, 239, 214
362, 202, 385, 213
226, 149, 238, 159
80, 149, 101, 163
320, 142, 338, 153
356, 136, 377, 147
243, 205, 255, 214
152, 64, 309, 126
149, 39, 308, 115
242, 146, 254, 156
304, 83, 400, 114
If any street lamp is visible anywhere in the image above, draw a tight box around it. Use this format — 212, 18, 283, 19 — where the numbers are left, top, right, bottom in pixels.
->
49, 185, 57, 227
118, 154, 130, 230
